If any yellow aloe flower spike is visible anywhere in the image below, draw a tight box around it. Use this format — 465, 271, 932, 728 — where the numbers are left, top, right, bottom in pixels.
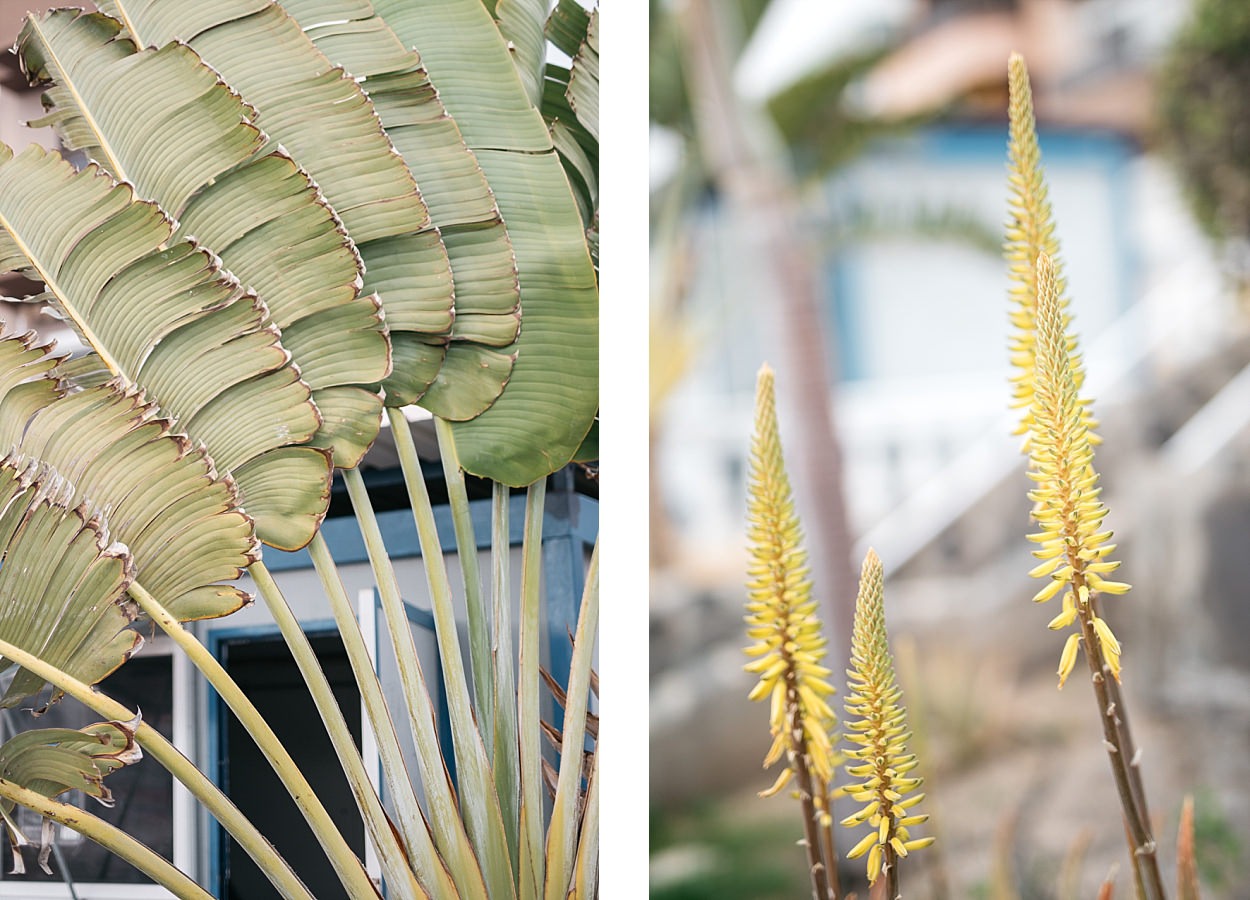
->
744, 364, 839, 788
1027, 252, 1128, 687
745, 364, 840, 900
841, 549, 934, 890
1006, 53, 1098, 446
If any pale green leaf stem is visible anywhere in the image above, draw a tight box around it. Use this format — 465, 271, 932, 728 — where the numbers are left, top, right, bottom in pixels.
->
306, 532, 460, 900
0, 776, 214, 899
389, 408, 516, 900
125, 580, 383, 900
249, 559, 429, 900
491, 481, 521, 876
543, 540, 598, 900
0, 636, 314, 900
516, 478, 547, 900
433, 417, 494, 748
569, 750, 598, 900
343, 465, 491, 900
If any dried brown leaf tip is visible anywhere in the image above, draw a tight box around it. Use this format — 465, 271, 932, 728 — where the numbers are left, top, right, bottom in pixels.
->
1177, 794, 1201, 900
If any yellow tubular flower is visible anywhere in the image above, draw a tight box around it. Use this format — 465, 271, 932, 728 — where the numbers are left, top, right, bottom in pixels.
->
841, 550, 934, 885
1005, 53, 1098, 445
1027, 253, 1129, 687
744, 364, 838, 791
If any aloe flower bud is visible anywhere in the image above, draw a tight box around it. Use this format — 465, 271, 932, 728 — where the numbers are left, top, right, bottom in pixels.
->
1027, 253, 1128, 687
1006, 53, 1098, 446
744, 365, 839, 794
841, 550, 934, 886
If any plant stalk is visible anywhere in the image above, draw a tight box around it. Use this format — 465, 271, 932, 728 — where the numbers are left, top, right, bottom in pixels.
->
543, 540, 599, 900
126, 581, 383, 900
517, 479, 548, 900
434, 416, 494, 744
250, 559, 429, 900
785, 689, 834, 900
883, 840, 899, 900
387, 409, 515, 899
1072, 578, 1164, 900
491, 481, 522, 876
569, 749, 599, 900
816, 781, 840, 900
306, 532, 460, 900
342, 465, 490, 900
0, 776, 213, 899
0, 636, 315, 900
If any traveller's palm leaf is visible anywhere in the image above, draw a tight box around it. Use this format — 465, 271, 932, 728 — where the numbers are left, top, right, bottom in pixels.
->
0, 143, 327, 550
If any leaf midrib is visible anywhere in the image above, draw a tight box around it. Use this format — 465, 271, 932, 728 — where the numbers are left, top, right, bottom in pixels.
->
28, 14, 131, 187
0, 198, 126, 380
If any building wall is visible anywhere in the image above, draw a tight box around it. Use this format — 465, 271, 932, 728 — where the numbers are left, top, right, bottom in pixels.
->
657, 124, 1228, 568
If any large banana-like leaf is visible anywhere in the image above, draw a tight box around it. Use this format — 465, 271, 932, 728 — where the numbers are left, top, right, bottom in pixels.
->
492, 0, 549, 108
543, 2, 598, 229
17, 9, 391, 469
0, 143, 329, 550
545, 0, 588, 58
278, 0, 524, 420
373, 0, 599, 486
0, 456, 137, 707
566, 7, 598, 143
0, 718, 140, 802
95, 0, 477, 410
96, 0, 426, 244
0, 717, 141, 874
0, 330, 259, 621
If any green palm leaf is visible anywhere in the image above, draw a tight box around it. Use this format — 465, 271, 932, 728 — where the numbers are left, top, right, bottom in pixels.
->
545, 0, 589, 58
0, 143, 329, 550
566, 7, 598, 143
0, 717, 142, 874
97, 0, 467, 409
277, 0, 523, 419
374, 0, 598, 486
493, 0, 549, 108
0, 330, 258, 622
17, 9, 391, 469
544, 3, 598, 229
0, 456, 137, 707
0, 718, 140, 804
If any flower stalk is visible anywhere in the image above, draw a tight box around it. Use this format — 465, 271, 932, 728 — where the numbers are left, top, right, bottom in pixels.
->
1006, 52, 1098, 447
1023, 252, 1164, 898
744, 363, 840, 900
840, 550, 933, 898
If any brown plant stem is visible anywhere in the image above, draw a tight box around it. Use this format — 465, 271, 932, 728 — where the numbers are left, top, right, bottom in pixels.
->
816, 784, 841, 900
1105, 672, 1157, 898
786, 688, 836, 900
1103, 673, 1153, 836
1071, 574, 1165, 900
883, 840, 899, 900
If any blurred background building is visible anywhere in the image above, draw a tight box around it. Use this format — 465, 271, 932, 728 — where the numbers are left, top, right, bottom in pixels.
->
651, 0, 1250, 896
